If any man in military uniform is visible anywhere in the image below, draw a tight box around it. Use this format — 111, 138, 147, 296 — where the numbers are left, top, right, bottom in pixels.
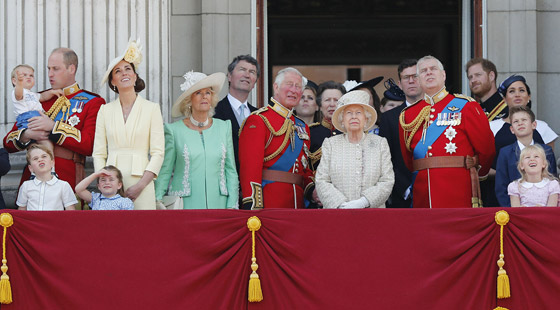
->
239, 67, 313, 209
399, 56, 495, 208
466, 58, 506, 121
4, 47, 105, 190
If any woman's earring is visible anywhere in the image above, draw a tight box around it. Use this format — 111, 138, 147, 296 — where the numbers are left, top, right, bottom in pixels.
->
113, 85, 117, 92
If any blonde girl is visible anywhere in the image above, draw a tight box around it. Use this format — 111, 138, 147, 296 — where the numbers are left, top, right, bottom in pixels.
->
508, 144, 560, 207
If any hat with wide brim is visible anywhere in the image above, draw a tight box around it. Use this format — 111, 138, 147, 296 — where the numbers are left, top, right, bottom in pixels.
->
348, 76, 384, 92
100, 38, 143, 88
171, 71, 226, 117
332, 90, 377, 132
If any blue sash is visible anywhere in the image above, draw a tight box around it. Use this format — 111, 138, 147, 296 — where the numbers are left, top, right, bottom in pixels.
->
262, 117, 306, 188
409, 97, 468, 207
52, 91, 96, 122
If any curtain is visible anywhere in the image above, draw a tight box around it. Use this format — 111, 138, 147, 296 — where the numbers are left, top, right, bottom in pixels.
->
1, 208, 559, 310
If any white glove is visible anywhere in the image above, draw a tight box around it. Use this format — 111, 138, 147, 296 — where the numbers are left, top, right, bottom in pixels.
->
339, 197, 369, 209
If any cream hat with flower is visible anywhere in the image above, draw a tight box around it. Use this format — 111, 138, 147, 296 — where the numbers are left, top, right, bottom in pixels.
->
100, 38, 143, 87
331, 90, 377, 132
171, 71, 226, 117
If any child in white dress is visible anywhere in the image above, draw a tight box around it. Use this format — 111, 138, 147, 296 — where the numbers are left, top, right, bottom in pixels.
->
508, 144, 560, 207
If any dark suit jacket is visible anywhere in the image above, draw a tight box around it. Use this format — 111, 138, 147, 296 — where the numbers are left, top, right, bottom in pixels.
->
214, 96, 258, 174
0, 148, 11, 209
379, 102, 412, 208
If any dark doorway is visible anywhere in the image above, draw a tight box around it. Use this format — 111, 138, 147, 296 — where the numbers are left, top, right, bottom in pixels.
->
267, 0, 462, 93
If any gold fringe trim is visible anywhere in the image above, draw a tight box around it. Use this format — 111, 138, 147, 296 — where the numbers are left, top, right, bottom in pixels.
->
247, 216, 263, 302
0, 213, 13, 304
45, 96, 71, 121
495, 210, 511, 299
399, 105, 431, 152
259, 114, 295, 162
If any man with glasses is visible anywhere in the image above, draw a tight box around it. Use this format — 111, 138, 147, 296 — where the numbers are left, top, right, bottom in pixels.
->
238, 67, 314, 209
379, 59, 423, 208
398, 55, 495, 208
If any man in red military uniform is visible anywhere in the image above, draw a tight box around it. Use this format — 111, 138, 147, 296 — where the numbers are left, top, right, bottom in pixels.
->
239, 67, 313, 209
399, 56, 495, 208
4, 47, 105, 190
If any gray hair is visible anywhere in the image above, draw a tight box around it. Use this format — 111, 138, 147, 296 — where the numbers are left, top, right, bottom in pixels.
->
274, 67, 308, 87
417, 55, 444, 75
180, 88, 218, 118
337, 105, 373, 132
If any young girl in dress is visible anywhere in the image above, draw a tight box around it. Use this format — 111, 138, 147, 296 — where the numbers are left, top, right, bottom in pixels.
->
75, 165, 134, 210
508, 144, 560, 207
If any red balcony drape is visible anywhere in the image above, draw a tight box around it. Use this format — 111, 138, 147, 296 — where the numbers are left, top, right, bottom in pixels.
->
1, 208, 559, 310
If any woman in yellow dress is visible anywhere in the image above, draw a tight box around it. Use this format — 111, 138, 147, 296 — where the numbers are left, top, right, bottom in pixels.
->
93, 39, 165, 209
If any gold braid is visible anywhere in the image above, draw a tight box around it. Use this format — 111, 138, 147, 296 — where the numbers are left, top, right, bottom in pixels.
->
45, 96, 71, 120
259, 114, 295, 162
399, 106, 431, 152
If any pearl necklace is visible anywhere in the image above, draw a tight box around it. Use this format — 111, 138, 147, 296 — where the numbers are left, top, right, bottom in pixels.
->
190, 116, 209, 128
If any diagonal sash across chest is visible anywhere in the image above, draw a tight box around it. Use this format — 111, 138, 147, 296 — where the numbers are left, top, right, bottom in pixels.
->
412, 97, 468, 160
262, 117, 306, 187
50, 92, 96, 123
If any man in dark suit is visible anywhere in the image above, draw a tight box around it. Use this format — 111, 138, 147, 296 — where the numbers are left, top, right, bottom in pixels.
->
379, 59, 423, 208
214, 55, 260, 172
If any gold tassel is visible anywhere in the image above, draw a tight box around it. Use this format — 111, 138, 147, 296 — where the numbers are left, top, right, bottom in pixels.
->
247, 216, 263, 302
493, 307, 510, 310
495, 211, 510, 299
0, 213, 14, 304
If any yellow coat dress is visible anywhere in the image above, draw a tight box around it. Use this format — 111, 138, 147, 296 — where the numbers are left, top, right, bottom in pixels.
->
93, 95, 165, 209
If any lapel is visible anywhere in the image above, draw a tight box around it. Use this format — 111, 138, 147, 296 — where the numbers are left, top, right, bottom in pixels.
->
114, 95, 143, 146
223, 97, 241, 133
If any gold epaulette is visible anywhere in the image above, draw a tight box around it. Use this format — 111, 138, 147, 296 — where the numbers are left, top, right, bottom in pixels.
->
52, 121, 81, 144
454, 93, 476, 102
239, 106, 269, 133
309, 122, 320, 128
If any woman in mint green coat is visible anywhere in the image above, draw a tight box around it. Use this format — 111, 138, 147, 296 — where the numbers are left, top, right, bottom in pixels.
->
155, 71, 238, 209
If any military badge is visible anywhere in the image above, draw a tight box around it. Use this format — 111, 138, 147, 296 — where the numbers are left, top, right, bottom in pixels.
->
68, 114, 80, 127
444, 127, 457, 141
445, 142, 457, 154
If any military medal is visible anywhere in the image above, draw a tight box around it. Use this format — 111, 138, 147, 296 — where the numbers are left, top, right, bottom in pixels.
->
445, 142, 457, 154
437, 113, 442, 126
301, 155, 308, 169
444, 127, 457, 141
68, 114, 80, 127
77, 101, 84, 113
296, 125, 309, 140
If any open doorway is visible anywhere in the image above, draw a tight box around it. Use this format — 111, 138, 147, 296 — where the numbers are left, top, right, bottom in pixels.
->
267, 0, 463, 95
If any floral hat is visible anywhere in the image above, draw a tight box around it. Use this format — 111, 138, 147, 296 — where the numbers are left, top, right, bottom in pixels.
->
331, 90, 377, 132
100, 38, 143, 87
171, 71, 226, 117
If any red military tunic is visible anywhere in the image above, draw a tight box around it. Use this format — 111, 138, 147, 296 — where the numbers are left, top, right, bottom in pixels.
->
239, 98, 313, 209
4, 83, 105, 189
398, 88, 495, 208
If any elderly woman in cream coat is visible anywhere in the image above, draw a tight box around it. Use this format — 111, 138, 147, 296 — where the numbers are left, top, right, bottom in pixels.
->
154, 71, 238, 209
93, 39, 165, 210
315, 90, 394, 209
